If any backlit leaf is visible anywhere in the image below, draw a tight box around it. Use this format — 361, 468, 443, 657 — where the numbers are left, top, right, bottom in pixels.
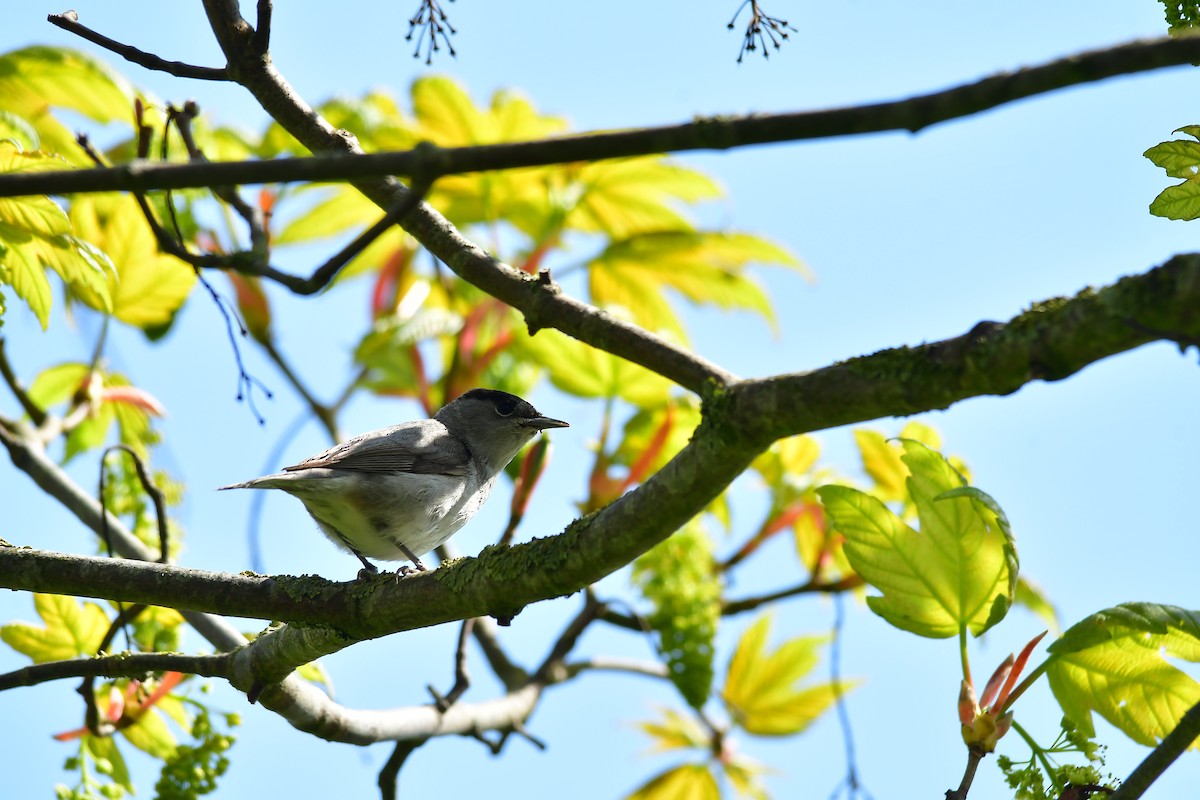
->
0, 46, 137, 161
121, 707, 178, 760
566, 157, 721, 239
69, 194, 195, 328
1149, 179, 1200, 220
512, 322, 673, 407
721, 614, 849, 736
0, 593, 109, 663
627, 763, 720, 800
1047, 603, 1200, 748
589, 231, 805, 336
637, 707, 710, 753
0, 145, 114, 328
817, 440, 1017, 638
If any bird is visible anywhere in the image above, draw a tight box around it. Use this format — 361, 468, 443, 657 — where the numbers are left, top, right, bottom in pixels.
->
220, 388, 568, 575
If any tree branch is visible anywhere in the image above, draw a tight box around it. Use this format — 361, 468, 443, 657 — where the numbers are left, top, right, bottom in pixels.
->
47, 11, 230, 81
728, 254, 1200, 443
4, 256, 1198, 633
722, 575, 865, 616
0, 651, 231, 691
6, 35, 1200, 198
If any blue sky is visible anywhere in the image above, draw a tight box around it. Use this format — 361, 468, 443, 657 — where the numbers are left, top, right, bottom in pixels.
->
2, 2, 1199, 799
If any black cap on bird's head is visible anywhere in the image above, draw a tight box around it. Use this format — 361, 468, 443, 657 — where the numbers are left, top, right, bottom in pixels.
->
436, 389, 568, 473
443, 388, 569, 431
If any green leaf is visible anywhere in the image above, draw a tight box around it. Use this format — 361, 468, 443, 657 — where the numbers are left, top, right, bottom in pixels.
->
0, 593, 109, 663
1149, 179, 1200, 220
721, 615, 847, 736
633, 522, 721, 709
1144, 138, 1200, 179
817, 439, 1018, 638
637, 707, 710, 753
1047, 603, 1200, 747
354, 306, 463, 395
627, 763, 720, 800
512, 322, 673, 407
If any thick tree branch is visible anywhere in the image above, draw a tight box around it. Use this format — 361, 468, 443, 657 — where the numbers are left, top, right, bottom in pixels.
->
5, 256, 1197, 634
728, 254, 1200, 443
5, 35, 1200, 198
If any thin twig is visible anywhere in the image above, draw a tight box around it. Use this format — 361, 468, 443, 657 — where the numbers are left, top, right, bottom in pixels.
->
252, 0, 273, 55
722, 575, 865, 616
533, 594, 603, 684
0, 338, 46, 425
827, 593, 873, 800
378, 739, 425, 800
261, 339, 338, 440
47, 11, 230, 81
100, 445, 171, 563
427, 617, 474, 711
0, 651, 231, 692
946, 749, 984, 800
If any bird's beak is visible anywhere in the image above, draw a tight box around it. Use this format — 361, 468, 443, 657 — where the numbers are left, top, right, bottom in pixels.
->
528, 416, 569, 431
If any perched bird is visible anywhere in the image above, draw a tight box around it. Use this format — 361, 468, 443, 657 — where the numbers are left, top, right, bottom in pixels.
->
220, 388, 568, 574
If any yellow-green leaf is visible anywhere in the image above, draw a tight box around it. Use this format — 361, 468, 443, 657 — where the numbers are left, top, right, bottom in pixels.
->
853, 429, 906, 502
753, 434, 821, 488
1015, 575, 1059, 634
69, 194, 195, 328
637, 707, 710, 753
121, 707, 178, 760
0, 593, 109, 663
567, 157, 721, 239
27, 361, 89, 409
589, 231, 805, 335
723, 754, 771, 800
721, 614, 848, 736
627, 763, 720, 800
817, 440, 1017, 638
1047, 604, 1200, 748
0, 145, 115, 328
297, 659, 336, 696
512, 323, 673, 407
0, 46, 138, 161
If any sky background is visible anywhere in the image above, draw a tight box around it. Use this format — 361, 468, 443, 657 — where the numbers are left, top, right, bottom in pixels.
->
2, 2, 1199, 799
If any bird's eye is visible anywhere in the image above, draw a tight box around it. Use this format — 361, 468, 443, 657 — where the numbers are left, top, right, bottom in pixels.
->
495, 398, 517, 417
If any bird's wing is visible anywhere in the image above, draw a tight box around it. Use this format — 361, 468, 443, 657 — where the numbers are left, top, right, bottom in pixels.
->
282, 421, 470, 476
